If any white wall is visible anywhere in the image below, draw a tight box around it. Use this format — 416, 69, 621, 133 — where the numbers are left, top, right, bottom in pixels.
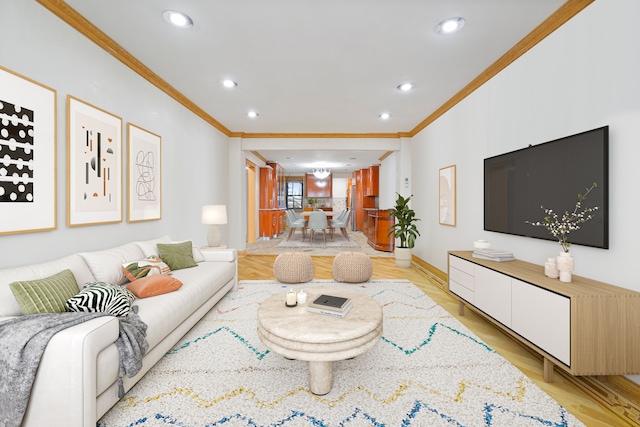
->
410, 0, 640, 291
379, 152, 397, 210
0, 0, 230, 268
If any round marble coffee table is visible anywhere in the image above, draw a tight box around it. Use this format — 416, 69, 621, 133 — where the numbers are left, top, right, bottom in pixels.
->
257, 286, 383, 395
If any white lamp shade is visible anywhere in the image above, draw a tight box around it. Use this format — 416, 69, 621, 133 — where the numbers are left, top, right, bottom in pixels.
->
201, 205, 227, 225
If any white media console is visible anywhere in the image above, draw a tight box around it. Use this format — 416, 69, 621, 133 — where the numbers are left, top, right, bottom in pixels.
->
448, 251, 640, 382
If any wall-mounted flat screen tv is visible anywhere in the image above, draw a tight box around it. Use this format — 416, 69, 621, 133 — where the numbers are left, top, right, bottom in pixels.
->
484, 126, 608, 249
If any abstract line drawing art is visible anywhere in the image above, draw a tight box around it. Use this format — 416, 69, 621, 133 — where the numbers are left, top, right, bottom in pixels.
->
136, 151, 156, 201
127, 123, 161, 222
67, 95, 122, 226
0, 66, 56, 235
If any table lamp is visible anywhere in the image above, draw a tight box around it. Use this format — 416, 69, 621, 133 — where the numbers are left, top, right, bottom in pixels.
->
201, 205, 227, 247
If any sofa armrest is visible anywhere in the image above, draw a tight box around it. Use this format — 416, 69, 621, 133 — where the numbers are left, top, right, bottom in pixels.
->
200, 248, 237, 262
22, 316, 120, 427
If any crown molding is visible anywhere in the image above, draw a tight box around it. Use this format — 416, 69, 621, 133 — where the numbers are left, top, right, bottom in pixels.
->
238, 133, 401, 139
409, 0, 595, 137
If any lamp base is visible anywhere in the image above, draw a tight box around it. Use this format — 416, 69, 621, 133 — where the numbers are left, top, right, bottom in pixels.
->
207, 224, 222, 247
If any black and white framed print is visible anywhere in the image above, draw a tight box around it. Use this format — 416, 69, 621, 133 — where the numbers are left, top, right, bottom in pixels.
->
0, 66, 57, 235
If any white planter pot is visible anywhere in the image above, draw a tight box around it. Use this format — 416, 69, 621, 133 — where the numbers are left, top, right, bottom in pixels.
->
395, 247, 412, 268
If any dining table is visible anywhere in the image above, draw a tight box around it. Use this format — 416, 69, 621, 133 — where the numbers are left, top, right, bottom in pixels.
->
302, 211, 336, 220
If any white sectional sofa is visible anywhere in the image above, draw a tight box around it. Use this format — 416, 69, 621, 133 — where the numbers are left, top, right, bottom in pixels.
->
0, 235, 237, 427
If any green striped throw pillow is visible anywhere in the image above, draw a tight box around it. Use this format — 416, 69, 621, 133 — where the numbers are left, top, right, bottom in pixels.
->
9, 269, 80, 314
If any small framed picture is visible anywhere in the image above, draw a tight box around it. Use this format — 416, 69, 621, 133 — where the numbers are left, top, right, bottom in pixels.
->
67, 95, 122, 226
0, 66, 57, 235
127, 123, 161, 222
439, 164, 456, 226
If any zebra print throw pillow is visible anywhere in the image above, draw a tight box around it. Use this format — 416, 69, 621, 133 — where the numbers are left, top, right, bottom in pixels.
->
66, 282, 136, 317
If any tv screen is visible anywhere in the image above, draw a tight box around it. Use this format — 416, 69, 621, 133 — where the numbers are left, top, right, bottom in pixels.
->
484, 126, 608, 249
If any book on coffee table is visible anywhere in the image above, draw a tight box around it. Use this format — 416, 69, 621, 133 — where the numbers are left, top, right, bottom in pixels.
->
307, 301, 352, 318
308, 294, 351, 312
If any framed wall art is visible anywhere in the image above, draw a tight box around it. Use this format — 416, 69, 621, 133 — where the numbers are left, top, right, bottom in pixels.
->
439, 164, 456, 226
127, 123, 161, 222
67, 95, 122, 226
0, 66, 57, 235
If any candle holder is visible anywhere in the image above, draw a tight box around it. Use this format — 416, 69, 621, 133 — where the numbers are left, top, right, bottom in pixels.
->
285, 289, 297, 307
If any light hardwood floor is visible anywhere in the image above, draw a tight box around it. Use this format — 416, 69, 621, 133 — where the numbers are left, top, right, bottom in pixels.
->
238, 253, 637, 427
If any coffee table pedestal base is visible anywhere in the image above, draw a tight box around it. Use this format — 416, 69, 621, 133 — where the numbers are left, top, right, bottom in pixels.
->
309, 361, 333, 395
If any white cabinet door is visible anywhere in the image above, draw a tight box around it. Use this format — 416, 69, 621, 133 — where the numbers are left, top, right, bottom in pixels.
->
511, 279, 571, 366
474, 265, 512, 327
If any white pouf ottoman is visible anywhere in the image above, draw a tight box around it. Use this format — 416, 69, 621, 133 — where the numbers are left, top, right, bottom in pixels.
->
274, 252, 315, 283
332, 252, 373, 283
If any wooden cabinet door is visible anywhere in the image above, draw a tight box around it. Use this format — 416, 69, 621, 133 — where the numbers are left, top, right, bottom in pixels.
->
365, 165, 379, 196
353, 170, 363, 230
259, 167, 274, 209
305, 173, 332, 198
259, 210, 273, 238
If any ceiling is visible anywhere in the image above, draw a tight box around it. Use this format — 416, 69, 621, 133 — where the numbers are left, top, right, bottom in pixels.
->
61, 0, 566, 173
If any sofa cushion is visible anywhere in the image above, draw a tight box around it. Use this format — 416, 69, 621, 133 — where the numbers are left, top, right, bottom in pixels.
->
126, 275, 183, 298
79, 243, 145, 285
134, 235, 172, 258
66, 282, 136, 317
157, 241, 198, 271
122, 256, 171, 281
9, 269, 79, 314
0, 254, 93, 317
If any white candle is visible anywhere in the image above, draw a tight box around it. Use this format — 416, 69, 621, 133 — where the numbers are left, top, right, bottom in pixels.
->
297, 289, 307, 304
286, 289, 297, 305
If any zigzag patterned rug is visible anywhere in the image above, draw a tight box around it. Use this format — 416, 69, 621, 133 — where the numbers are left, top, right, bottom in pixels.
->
98, 280, 585, 427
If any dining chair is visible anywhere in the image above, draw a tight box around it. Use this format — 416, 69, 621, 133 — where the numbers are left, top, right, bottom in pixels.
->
307, 211, 329, 243
330, 210, 351, 240
285, 210, 307, 241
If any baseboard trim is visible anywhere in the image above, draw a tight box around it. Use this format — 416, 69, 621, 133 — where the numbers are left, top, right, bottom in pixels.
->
412, 255, 640, 426
411, 256, 448, 288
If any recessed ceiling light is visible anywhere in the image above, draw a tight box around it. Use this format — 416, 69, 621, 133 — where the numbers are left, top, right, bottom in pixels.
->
436, 17, 465, 34
222, 79, 238, 88
162, 10, 193, 28
397, 83, 414, 91
247, 111, 259, 118
379, 113, 391, 120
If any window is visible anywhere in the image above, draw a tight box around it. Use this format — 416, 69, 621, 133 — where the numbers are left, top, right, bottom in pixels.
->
286, 181, 303, 209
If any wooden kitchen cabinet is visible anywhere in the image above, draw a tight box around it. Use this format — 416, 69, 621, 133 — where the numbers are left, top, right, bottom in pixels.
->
352, 168, 376, 231
365, 165, 379, 196
365, 209, 394, 252
259, 166, 275, 209
305, 173, 332, 198
260, 163, 286, 238
267, 162, 285, 208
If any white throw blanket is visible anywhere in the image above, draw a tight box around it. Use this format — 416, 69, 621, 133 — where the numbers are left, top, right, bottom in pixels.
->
0, 309, 148, 427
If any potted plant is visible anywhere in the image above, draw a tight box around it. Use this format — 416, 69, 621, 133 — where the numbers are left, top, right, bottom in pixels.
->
307, 198, 318, 209
525, 182, 598, 282
388, 193, 421, 268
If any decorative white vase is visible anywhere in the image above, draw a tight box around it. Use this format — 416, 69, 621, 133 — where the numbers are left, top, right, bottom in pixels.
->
544, 257, 559, 279
394, 247, 412, 268
556, 252, 574, 283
